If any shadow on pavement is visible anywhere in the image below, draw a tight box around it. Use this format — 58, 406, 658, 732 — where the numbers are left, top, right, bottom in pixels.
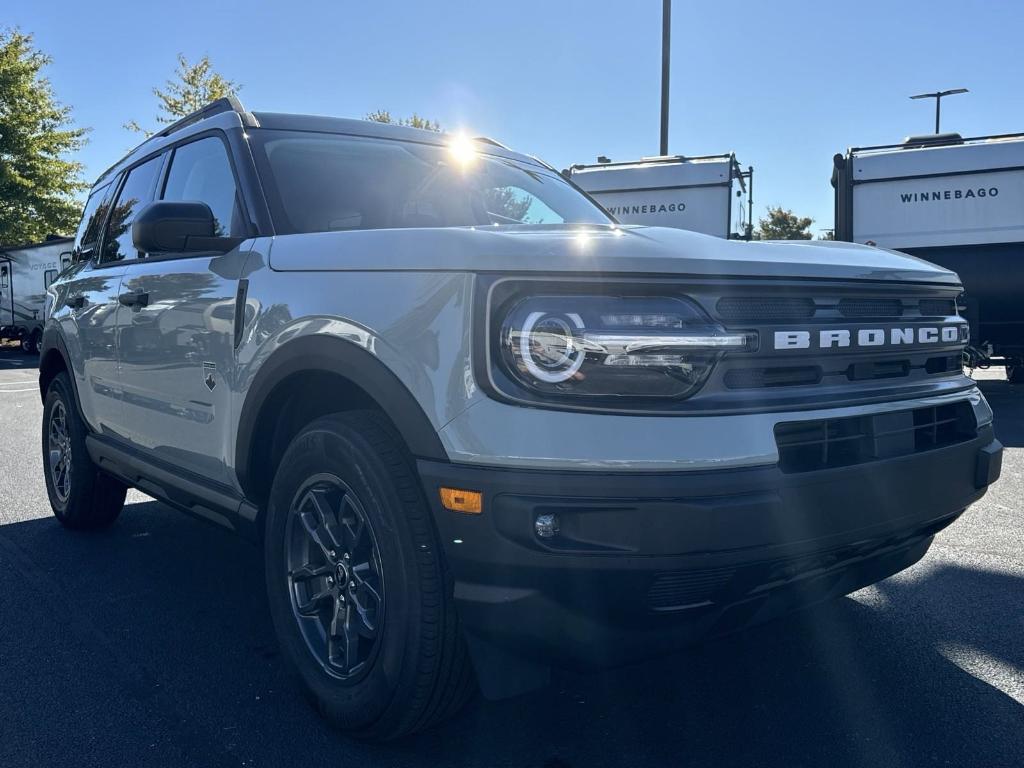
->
0, 499, 1021, 768
0, 346, 39, 372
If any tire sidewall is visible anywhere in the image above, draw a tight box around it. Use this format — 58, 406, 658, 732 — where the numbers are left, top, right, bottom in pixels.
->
264, 421, 424, 730
41, 374, 84, 518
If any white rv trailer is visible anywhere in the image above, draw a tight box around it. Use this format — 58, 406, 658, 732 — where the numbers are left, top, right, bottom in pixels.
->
0, 237, 73, 353
833, 132, 1024, 381
567, 154, 753, 239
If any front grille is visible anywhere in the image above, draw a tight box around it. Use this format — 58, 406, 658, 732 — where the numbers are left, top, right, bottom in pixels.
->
712, 295, 958, 323
724, 366, 822, 389
774, 402, 977, 473
919, 298, 957, 316
838, 298, 903, 317
716, 296, 815, 322
646, 567, 735, 610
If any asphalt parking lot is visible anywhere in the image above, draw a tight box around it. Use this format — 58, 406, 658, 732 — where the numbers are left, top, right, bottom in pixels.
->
0, 349, 1020, 768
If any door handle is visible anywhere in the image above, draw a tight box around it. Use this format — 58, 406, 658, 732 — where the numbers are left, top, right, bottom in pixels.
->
118, 292, 149, 308
65, 296, 86, 310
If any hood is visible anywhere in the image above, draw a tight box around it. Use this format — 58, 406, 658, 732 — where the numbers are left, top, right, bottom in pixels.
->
268, 224, 961, 286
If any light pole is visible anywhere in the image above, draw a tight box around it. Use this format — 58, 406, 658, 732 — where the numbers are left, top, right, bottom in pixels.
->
910, 88, 968, 134
660, 0, 671, 156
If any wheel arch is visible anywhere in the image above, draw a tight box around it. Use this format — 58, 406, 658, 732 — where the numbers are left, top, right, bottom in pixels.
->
235, 335, 448, 507
38, 329, 82, 412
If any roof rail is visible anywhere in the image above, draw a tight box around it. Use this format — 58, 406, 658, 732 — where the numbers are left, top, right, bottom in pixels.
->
473, 136, 510, 150
155, 95, 259, 139
96, 97, 259, 184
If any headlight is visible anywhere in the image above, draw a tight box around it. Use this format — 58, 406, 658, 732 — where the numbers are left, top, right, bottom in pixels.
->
495, 294, 752, 401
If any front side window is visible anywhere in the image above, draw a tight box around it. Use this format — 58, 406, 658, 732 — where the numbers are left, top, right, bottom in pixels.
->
161, 136, 244, 237
250, 131, 611, 234
100, 155, 163, 263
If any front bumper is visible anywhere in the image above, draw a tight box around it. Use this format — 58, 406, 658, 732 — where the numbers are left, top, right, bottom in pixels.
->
419, 426, 1001, 689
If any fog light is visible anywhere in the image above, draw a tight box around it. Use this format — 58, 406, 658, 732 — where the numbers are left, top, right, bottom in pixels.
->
534, 513, 559, 539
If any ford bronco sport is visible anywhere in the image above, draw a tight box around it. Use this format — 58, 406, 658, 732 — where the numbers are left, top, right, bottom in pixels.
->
40, 97, 1002, 739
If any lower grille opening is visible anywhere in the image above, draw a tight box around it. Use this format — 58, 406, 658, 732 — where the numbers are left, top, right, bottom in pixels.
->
926, 354, 963, 374
774, 402, 977, 473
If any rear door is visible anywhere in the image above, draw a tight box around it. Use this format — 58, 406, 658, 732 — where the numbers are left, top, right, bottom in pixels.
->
117, 134, 251, 486
58, 155, 163, 435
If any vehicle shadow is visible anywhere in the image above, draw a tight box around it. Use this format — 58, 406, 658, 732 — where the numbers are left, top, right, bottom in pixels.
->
0, 346, 39, 372
0, 501, 1021, 768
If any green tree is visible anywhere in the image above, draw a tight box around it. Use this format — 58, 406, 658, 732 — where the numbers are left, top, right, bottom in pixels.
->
365, 109, 441, 132
126, 54, 241, 136
0, 29, 88, 244
756, 206, 813, 240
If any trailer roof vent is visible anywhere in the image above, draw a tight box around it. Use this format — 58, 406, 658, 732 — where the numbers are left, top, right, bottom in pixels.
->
901, 132, 964, 149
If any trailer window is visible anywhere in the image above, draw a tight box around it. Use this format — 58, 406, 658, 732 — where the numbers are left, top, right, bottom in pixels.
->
0, 263, 8, 289
43, 269, 58, 290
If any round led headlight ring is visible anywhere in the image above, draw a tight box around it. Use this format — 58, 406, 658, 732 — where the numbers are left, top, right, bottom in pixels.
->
519, 311, 586, 383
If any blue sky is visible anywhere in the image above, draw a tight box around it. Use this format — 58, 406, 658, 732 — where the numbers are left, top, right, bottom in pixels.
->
12, 0, 1024, 233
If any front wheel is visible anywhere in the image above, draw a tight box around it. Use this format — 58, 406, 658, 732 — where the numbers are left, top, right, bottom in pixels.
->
264, 411, 474, 740
42, 372, 127, 529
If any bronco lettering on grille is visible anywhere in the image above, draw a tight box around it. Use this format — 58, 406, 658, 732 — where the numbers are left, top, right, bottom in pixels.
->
774, 326, 963, 350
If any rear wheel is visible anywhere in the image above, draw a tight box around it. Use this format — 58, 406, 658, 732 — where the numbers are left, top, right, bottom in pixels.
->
264, 411, 474, 740
42, 372, 127, 529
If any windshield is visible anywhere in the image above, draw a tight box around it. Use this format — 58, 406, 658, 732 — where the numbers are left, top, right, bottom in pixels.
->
251, 130, 611, 234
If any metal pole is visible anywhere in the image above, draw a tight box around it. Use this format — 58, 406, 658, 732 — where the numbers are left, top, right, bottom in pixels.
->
935, 96, 941, 134
660, 0, 671, 156
747, 166, 754, 240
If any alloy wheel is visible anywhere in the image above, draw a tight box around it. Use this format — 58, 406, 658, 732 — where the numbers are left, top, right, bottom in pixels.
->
285, 474, 386, 681
48, 401, 72, 503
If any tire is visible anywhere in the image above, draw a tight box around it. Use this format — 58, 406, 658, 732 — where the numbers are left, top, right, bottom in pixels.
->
264, 411, 474, 740
42, 372, 127, 529
26, 329, 42, 355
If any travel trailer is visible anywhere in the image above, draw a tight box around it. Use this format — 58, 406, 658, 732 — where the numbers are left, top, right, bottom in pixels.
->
567, 154, 753, 239
833, 132, 1024, 382
0, 237, 73, 353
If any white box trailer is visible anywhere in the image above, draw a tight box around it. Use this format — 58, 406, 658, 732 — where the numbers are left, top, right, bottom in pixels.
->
0, 237, 73, 353
833, 132, 1024, 380
567, 154, 753, 239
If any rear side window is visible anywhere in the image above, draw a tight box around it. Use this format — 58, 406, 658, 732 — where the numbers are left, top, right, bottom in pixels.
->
100, 155, 163, 264
72, 182, 113, 259
162, 136, 244, 237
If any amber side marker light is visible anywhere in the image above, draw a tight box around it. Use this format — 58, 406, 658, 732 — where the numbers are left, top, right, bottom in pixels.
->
440, 487, 483, 514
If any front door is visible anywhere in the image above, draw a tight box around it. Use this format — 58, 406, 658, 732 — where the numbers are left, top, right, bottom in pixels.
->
116, 134, 251, 486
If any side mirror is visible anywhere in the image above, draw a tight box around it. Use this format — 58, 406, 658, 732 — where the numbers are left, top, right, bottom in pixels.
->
132, 201, 242, 254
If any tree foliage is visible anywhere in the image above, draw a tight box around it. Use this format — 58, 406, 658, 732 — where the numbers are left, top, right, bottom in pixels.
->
0, 29, 88, 244
756, 206, 814, 240
484, 187, 532, 222
126, 54, 241, 136
365, 109, 441, 132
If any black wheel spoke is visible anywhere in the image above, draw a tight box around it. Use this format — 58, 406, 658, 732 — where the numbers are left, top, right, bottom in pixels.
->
289, 563, 333, 581
285, 474, 385, 681
295, 584, 333, 616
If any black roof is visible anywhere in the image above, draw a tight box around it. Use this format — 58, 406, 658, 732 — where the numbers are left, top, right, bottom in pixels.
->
94, 97, 540, 187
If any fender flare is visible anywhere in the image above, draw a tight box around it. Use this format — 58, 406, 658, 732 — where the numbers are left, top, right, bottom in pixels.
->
38, 326, 85, 416
234, 335, 448, 496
